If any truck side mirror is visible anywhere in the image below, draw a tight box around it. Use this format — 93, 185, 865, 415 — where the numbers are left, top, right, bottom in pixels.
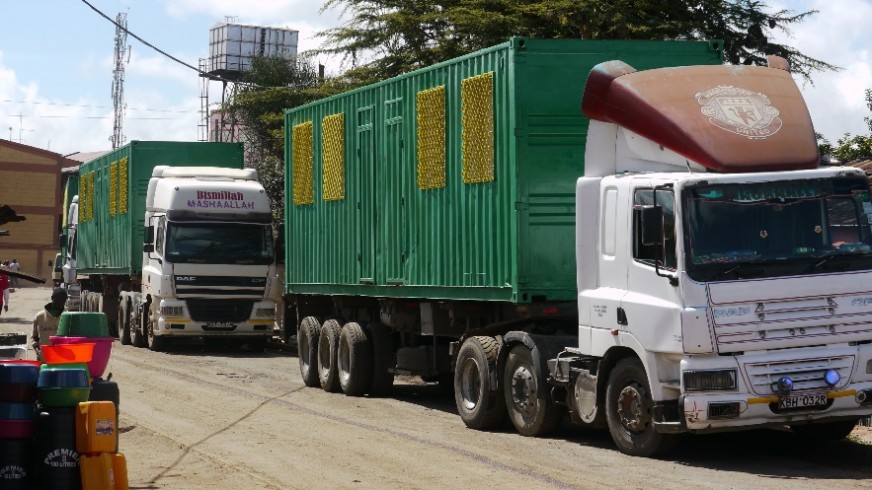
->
639, 205, 664, 247
143, 225, 155, 253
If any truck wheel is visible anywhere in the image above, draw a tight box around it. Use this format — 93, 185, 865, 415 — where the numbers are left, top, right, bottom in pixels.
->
119, 303, 132, 345
147, 318, 168, 352
298, 316, 321, 387
454, 336, 506, 430
504, 345, 562, 437
791, 419, 858, 442
132, 310, 147, 348
338, 322, 371, 396
318, 319, 342, 392
605, 357, 676, 458
365, 322, 395, 396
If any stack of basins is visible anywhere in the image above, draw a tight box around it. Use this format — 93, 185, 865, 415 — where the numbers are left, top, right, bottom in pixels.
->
36, 343, 93, 490
0, 360, 40, 489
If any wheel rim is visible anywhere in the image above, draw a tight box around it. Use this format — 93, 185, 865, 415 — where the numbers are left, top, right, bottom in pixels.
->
459, 357, 482, 411
617, 382, 651, 433
338, 335, 350, 382
299, 330, 311, 370
319, 334, 331, 375
510, 364, 537, 418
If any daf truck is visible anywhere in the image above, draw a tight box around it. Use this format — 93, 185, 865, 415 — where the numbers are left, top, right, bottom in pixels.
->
63, 141, 279, 352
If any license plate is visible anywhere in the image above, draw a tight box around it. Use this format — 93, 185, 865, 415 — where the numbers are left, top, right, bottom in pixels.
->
778, 393, 828, 409
204, 322, 236, 330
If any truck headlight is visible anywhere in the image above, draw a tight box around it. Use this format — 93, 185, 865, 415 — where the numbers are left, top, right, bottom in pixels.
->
684, 369, 738, 391
255, 307, 275, 318
160, 305, 185, 317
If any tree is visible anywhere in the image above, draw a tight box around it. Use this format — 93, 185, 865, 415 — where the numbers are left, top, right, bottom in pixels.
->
818, 89, 872, 162
317, 0, 838, 85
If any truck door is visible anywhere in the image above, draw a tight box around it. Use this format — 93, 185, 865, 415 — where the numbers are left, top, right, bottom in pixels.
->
622, 182, 684, 354
356, 106, 376, 284
383, 97, 407, 285
585, 182, 631, 351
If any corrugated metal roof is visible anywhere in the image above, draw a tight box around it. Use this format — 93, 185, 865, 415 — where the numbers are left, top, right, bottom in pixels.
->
63, 150, 111, 163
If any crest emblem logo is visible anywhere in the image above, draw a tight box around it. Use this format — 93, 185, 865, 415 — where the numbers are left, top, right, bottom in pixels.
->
696, 85, 782, 139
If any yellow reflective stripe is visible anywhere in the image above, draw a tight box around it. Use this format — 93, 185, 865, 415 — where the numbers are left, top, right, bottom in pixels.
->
747, 389, 856, 405
163, 318, 189, 324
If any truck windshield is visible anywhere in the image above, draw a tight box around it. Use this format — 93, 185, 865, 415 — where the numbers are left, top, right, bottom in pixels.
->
683, 177, 872, 282
165, 222, 274, 265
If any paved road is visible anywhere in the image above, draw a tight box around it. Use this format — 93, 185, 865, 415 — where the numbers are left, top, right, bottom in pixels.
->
4, 286, 872, 489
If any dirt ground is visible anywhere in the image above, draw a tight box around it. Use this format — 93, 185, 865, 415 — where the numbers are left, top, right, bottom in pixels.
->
4, 285, 872, 489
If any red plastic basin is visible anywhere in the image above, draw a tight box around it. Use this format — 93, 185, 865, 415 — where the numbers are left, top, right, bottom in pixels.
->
0, 419, 34, 439
50, 336, 112, 378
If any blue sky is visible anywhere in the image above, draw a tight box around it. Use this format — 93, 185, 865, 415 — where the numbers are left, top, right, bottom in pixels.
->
0, 0, 870, 156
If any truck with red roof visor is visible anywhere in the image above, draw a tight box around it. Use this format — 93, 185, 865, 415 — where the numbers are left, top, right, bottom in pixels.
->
283, 39, 872, 458
570, 56, 872, 456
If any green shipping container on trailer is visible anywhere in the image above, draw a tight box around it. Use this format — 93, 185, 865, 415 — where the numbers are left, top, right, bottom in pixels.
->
284, 38, 723, 303
76, 141, 245, 275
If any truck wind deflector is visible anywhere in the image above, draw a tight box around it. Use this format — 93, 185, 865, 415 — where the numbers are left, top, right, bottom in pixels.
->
580, 58, 818, 173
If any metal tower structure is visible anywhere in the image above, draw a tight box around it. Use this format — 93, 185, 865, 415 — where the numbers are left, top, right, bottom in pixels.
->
110, 12, 129, 149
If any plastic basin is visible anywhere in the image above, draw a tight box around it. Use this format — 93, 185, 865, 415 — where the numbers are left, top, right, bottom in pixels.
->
0, 363, 39, 384
57, 311, 110, 338
0, 383, 38, 403
0, 402, 36, 420
40, 343, 94, 365
50, 336, 112, 378
38, 387, 91, 407
41, 362, 91, 379
37, 366, 90, 389
0, 419, 35, 438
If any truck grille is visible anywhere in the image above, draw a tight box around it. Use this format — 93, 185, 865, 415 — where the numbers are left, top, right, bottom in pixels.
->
744, 356, 854, 395
174, 275, 266, 299
185, 299, 254, 323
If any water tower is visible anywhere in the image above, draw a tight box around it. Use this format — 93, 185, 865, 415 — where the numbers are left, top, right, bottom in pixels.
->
199, 21, 299, 142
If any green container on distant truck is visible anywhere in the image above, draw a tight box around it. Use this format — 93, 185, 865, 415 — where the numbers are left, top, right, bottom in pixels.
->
65, 141, 279, 352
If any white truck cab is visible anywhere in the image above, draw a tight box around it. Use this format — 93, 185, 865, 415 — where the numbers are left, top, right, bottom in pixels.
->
562, 57, 872, 456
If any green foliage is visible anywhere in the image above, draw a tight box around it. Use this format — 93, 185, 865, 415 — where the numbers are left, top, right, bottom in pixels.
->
317, 0, 838, 84
818, 88, 872, 162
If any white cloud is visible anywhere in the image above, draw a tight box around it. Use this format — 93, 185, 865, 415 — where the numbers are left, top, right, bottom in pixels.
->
769, 0, 872, 140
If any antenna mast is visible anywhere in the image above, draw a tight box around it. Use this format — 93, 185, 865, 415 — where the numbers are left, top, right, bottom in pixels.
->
111, 12, 129, 149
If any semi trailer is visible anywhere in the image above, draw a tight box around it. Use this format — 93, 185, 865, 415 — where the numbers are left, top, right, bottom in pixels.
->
282, 38, 872, 457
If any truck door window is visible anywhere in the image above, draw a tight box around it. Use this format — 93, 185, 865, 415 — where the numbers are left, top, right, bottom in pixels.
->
155, 218, 166, 257
633, 189, 676, 270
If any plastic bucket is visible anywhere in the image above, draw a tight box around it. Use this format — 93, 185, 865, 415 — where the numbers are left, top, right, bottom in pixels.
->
0, 403, 36, 421
40, 343, 94, 365
57, 312, 109, 338
0, 364, 39, 384
0, 438, 32, 489
0, 419, 35, 439
50, 336, 112, 378
34, 407, 80, 490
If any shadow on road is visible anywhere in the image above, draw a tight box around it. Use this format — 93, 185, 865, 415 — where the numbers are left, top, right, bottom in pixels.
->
388, 381, 872, 479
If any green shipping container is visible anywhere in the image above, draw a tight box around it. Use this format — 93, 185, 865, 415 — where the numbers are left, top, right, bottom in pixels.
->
77, 141, 244, 276
284, 38, 722, 303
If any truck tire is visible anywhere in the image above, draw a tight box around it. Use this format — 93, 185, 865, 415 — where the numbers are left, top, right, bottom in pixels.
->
605, 357, 676, 458
454, 336, 505, 430
132, 309, 147, 348
338, 322, 371, 396
146, 317, 168, 352
365, 322, 395, 396
791, 419, 858, 442
318, 319, 342, 392
503, 345, 563, 437
298, 316, 321, 387
119, 303, 132, 345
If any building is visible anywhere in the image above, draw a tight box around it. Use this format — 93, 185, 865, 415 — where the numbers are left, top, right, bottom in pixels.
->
0, 139, 78, 282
